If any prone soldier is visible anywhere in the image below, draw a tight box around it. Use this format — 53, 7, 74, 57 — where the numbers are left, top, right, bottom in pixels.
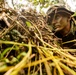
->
46, 5, 76, 48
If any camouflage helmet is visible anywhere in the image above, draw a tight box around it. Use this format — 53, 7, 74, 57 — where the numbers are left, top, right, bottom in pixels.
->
46, 5, 74, 25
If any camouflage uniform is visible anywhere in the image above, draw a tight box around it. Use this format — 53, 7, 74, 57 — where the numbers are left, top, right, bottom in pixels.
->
56, 19, 76, 48
46, 5, 76, 48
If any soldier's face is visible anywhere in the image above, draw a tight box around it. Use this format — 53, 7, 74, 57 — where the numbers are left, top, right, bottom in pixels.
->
52, 13, 69, 32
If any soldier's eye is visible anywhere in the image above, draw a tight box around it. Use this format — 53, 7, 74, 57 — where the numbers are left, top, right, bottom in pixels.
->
55, 15, 60, 19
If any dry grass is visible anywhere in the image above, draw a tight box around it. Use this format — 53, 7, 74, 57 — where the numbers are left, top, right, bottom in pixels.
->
0, 8, 76, 75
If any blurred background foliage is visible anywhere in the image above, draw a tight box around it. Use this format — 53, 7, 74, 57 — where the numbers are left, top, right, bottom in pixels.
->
0, 0, 76, 14
0, 0, 69, 13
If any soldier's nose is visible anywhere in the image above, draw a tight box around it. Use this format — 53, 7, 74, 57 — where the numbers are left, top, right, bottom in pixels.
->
52, 20, 56, 25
